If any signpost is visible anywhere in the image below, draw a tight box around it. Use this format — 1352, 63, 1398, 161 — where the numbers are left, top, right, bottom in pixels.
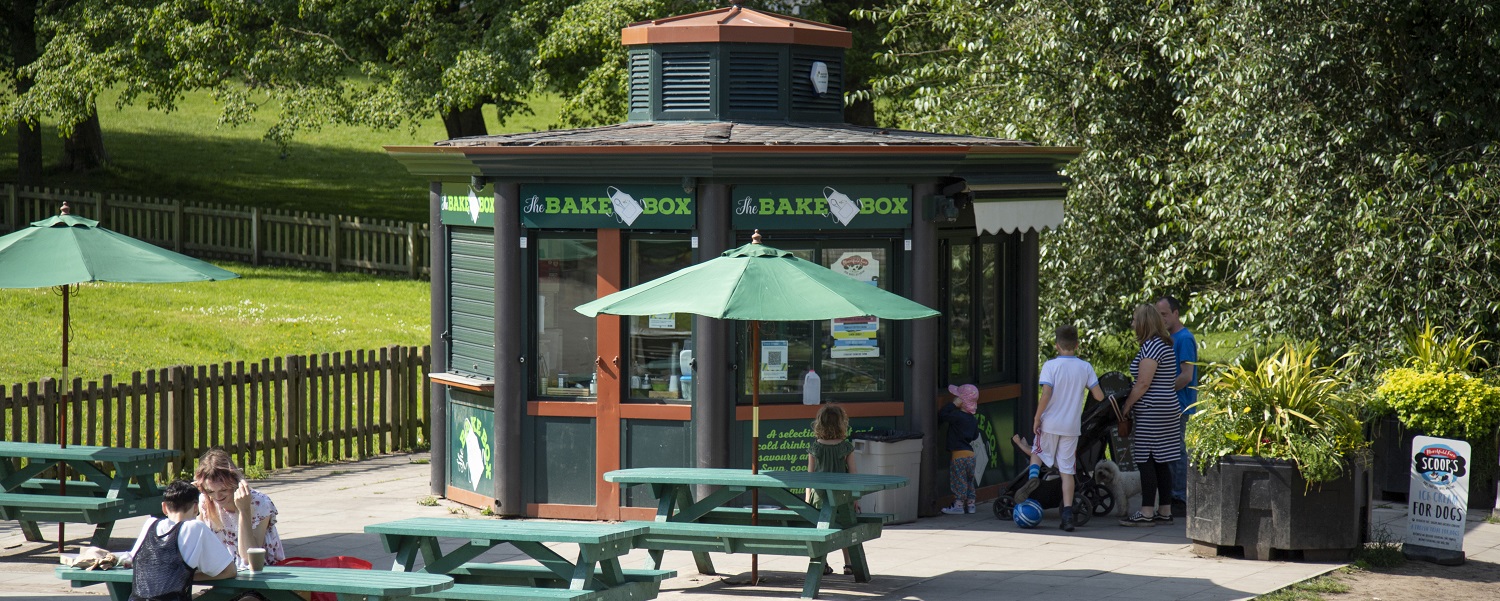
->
1403, 435, 1470, 565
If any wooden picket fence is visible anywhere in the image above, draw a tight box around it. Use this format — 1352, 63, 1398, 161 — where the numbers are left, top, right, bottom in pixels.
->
2, 184, 431, 279
0, 345, 431, 478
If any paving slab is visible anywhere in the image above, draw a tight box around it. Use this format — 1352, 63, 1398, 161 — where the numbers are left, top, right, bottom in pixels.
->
3, 452, 1497, 600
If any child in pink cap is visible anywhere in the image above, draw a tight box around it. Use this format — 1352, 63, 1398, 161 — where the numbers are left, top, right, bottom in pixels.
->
938, 383, 980, 514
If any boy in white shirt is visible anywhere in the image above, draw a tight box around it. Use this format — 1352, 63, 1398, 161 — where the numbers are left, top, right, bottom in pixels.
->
128, 480, 237, 601
1015, 325, 1105, 532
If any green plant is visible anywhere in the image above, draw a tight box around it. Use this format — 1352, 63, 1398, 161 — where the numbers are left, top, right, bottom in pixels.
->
417, 496, 439, 507
1398, 324, 1492, 374
1374, 368, 1500, 439
242, 464, 269, 480
1187, 343, 1367, 483
1353, 526, 1406, 569
1254, 576, 1350, 601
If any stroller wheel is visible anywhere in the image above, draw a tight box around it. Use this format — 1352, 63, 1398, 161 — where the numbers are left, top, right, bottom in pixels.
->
1084, 483, 1114, 517
993, 496, 1016, 520
1071, 492, 1094, 527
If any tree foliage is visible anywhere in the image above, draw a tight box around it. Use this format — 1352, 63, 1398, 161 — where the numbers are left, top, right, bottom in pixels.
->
863, 0, 1500, 362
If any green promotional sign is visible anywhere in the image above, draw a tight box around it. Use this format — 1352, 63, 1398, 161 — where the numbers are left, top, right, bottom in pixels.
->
743, 418, 893, 474
731, 185, 913, 230
441, 183, 496, 227
520, 184, 695, 229
448, 399, 495, 495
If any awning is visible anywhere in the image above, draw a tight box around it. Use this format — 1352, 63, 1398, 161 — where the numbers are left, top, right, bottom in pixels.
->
952, 174, 1069, 235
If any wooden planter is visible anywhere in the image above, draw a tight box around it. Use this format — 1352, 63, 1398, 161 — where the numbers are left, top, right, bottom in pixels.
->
1187, 455, 1369, 561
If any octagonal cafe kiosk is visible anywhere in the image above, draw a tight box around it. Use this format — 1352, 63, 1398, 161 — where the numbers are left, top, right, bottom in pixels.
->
387, 4, 1080, 520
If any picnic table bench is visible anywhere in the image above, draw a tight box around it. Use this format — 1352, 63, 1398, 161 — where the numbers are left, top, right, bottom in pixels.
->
366, 517, 671, 601
56, 565, 453, 601
0, 442, 177, 547
603, 467, 907, 599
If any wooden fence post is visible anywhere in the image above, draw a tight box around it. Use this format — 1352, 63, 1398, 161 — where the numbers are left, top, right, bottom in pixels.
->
93, 191, 106, 223
407, 223, 418, 280
329, 217, 340, 272
251, 207, 262, 266
172, 198, 184, 253
165, 366, 185, 473
5, 183, 16, 233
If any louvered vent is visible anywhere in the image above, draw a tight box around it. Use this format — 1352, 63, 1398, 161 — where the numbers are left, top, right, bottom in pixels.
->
791, 53, 844, 113
628, 51, 652, 113
660, 51, 713, 112
728, 50, 781, 112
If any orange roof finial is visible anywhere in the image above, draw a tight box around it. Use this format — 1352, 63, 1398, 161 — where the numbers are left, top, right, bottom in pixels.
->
752, 229, 762, 244
60, 202, 71, 216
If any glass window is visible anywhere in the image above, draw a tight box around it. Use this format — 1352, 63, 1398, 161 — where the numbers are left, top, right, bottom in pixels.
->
946, 244, 973, 382
535, 235, 599, 398
625, 237, 695, 403
739, 240, 897, 402
944, 235, 1016, 384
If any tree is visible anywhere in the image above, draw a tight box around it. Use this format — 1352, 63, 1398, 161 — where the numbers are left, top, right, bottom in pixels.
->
864, 0, 1500, 364
3, 0, 47, 184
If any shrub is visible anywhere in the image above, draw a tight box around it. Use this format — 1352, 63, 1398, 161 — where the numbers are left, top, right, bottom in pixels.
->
1374, 368, 1500, 439
1187, 343, 1367, 483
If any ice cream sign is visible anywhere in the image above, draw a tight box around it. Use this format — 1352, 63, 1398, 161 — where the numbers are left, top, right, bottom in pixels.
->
519, 184, 694, 229
731, 185, 912, 230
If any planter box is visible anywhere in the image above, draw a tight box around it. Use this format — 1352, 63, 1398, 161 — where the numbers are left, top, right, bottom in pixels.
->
1369, 418, 1499, 511
1187, 455, 1369, 561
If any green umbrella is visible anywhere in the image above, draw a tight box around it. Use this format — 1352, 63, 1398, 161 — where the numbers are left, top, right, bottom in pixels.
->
578, 232, 937, 583
0, 204, 238, 553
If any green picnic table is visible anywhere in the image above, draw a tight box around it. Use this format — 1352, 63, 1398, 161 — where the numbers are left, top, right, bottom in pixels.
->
56, 565, 454, 601
603, 467, 907, 599
365, 517, 672, 601
0, 441, 178, 547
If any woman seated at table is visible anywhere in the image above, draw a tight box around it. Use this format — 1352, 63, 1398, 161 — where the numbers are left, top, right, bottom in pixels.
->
194, 448, 285, 568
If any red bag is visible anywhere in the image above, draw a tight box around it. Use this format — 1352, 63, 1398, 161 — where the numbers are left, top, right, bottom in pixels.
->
278, 556, 374, 601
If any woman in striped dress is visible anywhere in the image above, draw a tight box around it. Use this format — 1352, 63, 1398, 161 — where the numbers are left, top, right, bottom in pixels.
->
1119, 304, 1180, 526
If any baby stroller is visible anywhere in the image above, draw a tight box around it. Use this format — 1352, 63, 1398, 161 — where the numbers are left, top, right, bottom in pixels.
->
993, 371, 1135, 523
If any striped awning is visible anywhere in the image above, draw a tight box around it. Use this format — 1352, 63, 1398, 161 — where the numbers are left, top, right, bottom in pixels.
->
955, 174, 1069, 235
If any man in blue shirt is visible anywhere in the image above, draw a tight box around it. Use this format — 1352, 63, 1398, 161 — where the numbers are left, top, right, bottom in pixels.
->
1156, 295, 1197, 509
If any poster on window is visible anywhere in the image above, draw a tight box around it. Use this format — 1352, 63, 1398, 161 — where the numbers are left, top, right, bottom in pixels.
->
761, 340, 789, 381
831, 314, 880, 358
831, 252, 879, 285
649, 313, 676, 329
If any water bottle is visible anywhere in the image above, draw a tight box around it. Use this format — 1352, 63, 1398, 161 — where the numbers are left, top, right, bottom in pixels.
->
589, 372, 597, 395
802, 369, 821, 405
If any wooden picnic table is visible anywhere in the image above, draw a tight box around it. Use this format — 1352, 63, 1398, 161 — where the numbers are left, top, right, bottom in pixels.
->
0, 441, 178, 547
603, 467, 907, 599
366, 517, 672, 601
56, 565, 453, 601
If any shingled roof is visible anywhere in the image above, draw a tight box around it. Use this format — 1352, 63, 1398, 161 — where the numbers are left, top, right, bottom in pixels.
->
435, 121, 1038, 149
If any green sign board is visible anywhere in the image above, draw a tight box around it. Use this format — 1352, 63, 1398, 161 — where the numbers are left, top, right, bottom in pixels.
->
731, 185, 913, 230
742, 417, 894, 474
441, 183, 496, 227
519, 184, 694, 229
448, 398, 495, 496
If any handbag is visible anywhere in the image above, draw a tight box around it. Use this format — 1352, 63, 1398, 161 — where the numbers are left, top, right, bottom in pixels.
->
278, 556, 373, 601
1110, 396, 1133, 438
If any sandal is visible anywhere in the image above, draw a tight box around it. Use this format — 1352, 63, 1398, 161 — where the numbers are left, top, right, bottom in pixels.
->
842, 566, 855, 576
822, 565, 834, 575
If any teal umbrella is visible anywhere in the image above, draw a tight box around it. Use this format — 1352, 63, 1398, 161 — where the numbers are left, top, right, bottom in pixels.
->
578, 232, 937, 583
0, 204, 238, 552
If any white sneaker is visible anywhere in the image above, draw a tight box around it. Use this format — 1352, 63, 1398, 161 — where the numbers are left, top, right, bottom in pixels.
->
941, 502, 966, 515
965, 501, 976, 514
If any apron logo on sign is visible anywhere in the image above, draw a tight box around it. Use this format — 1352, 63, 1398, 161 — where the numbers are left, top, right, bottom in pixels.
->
824, 187, 860, 226
467, 188, 482, 224
609, 186, 645, 226
1414, 444, 1467, 487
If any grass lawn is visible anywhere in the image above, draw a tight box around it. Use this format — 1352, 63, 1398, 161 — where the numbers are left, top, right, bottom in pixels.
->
0, 89, 563, 222
0, 263, 429, 386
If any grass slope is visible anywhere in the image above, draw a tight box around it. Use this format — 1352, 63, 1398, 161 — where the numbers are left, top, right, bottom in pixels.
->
0, 263, 429, 386
1, 89, 562, 222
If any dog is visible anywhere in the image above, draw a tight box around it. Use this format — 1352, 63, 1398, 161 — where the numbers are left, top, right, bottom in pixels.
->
1093, 459, 1142, 517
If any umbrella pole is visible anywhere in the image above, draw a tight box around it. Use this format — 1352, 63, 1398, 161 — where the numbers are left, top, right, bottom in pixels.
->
58, 283, 70, 555
750, 320, 760, 585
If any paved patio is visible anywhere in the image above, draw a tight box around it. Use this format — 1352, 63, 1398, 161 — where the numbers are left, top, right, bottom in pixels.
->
3, 452, 1497, 600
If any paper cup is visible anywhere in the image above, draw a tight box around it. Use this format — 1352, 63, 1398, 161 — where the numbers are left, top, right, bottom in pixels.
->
246, 547, 266, 573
